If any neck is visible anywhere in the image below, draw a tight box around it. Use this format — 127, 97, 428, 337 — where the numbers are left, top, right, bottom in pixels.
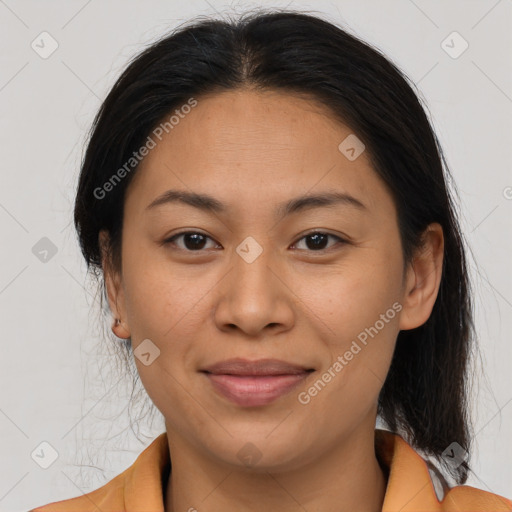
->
164, 418, 387, 512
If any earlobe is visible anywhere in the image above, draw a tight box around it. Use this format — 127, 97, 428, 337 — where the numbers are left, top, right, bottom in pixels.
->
111, 317, 131, 339
398, 223, 444, 331
99, 230, 131, 339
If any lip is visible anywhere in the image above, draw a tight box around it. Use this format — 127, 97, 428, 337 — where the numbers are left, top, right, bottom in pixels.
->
201, 358, 314, 407
201, 358, 312, 376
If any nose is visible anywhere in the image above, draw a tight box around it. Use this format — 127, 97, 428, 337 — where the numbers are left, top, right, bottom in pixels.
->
213, 244, 295, 338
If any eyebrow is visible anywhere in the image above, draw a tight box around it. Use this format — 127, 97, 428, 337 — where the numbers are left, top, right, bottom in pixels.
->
145, 189, 367, 218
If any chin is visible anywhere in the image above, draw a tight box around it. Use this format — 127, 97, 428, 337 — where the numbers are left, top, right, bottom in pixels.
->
201, 428, 316, 472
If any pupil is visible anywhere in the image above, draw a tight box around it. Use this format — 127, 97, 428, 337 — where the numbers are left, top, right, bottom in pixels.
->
307, 233, 327, 250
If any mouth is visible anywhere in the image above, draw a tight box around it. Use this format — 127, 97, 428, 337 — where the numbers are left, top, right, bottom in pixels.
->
200, 358, 315, 407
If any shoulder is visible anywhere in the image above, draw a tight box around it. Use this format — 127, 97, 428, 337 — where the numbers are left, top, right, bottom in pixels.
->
424, 460, 512, 510
424, 452, 512, 511
28, 470, 126, 511
442, 484, 512, 511
28, 433, 169, 512
376, 429, 512, 511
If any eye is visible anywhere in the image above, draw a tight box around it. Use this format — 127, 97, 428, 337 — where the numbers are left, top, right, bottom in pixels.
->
291, 231, 346, 252
163, 231, 220, 251
163, 230, 346, 253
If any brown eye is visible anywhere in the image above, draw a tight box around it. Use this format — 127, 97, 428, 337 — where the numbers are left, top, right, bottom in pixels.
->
292, 232, 345, 251
164, 232, 218, 251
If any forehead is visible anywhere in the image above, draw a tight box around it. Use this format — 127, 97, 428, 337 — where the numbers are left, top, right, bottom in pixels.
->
125, 88, 393, 217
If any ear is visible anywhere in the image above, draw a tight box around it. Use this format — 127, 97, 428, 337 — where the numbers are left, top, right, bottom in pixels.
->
99, 230, 131, 339
399, 223, 444, 331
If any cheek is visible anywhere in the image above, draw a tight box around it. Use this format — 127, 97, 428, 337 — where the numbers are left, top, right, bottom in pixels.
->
121, 252, 206, 421
295, 250, 403, 340
295, 245, 402, 405
120, 240, 209, 339
296, 268, 400, 439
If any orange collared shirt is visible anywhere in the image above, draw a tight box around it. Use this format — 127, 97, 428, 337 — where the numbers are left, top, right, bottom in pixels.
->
30, 429, 512, 511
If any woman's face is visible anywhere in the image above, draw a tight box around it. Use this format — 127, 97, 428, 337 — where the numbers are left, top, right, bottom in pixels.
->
106, 88, 416, 470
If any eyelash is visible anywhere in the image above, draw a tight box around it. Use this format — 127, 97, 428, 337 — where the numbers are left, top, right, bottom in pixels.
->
162, 231, 347, 253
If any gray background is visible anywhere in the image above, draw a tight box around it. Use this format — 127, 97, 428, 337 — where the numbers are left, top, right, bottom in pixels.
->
0, 0, 511, 510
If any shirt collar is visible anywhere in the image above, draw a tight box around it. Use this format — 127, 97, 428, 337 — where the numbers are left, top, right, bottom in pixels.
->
375, 428, 443, 511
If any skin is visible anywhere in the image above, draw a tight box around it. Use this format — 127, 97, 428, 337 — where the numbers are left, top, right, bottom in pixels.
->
101, 88, 444, 512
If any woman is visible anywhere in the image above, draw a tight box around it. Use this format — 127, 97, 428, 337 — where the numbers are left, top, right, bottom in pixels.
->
31, 9, 512, 512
